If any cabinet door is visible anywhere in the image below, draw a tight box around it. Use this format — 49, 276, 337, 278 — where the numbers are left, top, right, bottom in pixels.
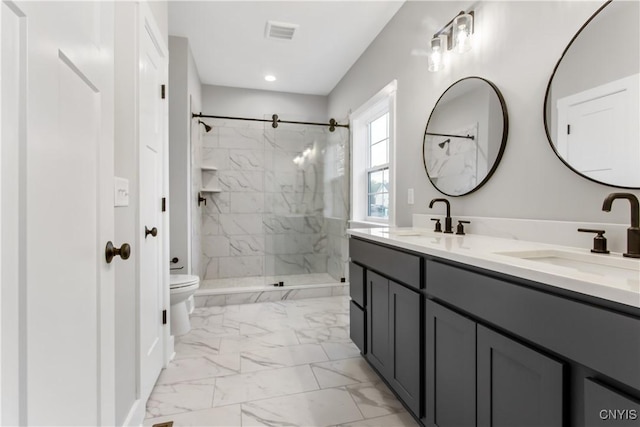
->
366, 270, 390, 376
477, 325, 564, 427
349, 300, 366, 354
424, 300, 476, 427
584, 378, 640, 426
389, 280, 422, 417
349, 262, 365, 307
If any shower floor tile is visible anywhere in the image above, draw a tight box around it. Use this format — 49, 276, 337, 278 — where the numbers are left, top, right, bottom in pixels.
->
144, 296, 418, 427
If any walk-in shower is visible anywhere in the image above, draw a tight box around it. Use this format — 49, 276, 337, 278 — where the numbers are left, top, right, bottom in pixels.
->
194, 113, 350, 302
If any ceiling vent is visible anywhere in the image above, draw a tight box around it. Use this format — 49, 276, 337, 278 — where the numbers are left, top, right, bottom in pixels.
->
265, 21, 298, 41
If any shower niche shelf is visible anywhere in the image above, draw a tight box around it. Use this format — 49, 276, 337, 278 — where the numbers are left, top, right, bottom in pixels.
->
200, 187, 222, 193
201, 164, 220, 193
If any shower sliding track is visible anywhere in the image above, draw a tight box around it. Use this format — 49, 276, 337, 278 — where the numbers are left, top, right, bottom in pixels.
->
192, 112, 349, 132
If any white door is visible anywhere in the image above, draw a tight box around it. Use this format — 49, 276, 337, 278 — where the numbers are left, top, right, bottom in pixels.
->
557, 74, 640, 185
1, 1, 115, 425
138, 13, 168, 402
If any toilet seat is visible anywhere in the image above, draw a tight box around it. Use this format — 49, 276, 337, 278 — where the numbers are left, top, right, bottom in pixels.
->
170, 274, 199, 290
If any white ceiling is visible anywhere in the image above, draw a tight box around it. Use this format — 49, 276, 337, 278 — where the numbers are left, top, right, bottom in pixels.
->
168, 1, 405, 96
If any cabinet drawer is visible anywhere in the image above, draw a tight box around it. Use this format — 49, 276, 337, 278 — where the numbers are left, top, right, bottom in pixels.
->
350, 237, 421, 290
349, 262, 365, 307
584, 378, 640, 426
349, 300, 366, 354
427, 259, 640, 390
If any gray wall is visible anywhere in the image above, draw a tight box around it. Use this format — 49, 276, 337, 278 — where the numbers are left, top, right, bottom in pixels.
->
549, 0, 639, 140
114, 2, 139, 424
188, 42, 203, 277
169, 36, 202, 275
329, 1, 639, 226
202, 85, 328, 122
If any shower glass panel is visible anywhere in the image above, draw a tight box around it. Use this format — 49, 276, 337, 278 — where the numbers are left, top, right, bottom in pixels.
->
199, 118, 349, 291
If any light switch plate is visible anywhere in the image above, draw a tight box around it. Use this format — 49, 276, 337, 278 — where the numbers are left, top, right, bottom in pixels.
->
408, 188, 414, 205
114, 177, 129, 207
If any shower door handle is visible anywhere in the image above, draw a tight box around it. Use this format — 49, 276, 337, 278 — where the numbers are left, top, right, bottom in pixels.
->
145, 226, 158, 238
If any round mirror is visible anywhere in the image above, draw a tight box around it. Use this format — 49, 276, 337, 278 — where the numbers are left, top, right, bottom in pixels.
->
544, 0, 640, 188
423, 77, 508, 196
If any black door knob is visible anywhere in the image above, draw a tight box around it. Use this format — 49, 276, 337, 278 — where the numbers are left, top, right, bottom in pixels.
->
105, 241, 131, 264
145, 226, 158, 238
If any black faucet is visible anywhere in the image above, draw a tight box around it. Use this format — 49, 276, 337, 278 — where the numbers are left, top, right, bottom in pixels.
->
602, 193, 640, 258
429, 198, 453, 233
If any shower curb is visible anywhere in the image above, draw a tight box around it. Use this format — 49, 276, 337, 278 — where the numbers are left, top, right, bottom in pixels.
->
194, 282, 349, 307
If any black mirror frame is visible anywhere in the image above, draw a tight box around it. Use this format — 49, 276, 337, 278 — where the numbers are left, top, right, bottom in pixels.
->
543, 0, 639, 190
422, 76, 509, 197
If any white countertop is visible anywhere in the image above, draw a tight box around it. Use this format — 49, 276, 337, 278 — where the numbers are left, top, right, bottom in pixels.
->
347, 227, 640, 309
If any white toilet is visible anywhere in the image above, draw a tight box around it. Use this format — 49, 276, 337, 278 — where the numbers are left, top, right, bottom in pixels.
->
169, 274, 200, 336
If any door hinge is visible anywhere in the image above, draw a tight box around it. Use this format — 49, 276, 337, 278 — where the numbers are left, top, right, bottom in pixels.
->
161, 84, 166, 99
162, 309, 167, 325
162, 197, 166, 212
567, 124, 571, 135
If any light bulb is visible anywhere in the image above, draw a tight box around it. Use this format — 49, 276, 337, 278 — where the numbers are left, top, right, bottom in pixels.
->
428, 35, 446, 72
453, 13, 473, 53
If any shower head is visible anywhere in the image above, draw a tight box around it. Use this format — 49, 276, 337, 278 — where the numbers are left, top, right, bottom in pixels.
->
198, 120, 212, 133
438, 139, 451, 149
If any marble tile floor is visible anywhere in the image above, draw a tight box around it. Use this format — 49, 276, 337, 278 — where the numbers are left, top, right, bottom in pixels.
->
144, 296, 419, 427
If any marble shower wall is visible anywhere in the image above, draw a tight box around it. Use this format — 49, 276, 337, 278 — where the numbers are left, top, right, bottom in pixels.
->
200, 119, 349, 282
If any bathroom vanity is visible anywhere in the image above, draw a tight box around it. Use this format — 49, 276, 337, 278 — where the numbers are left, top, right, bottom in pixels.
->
347, 228, 640, 427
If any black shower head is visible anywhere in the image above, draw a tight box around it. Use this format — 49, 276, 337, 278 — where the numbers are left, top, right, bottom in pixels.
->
438, 139, 451, 149
198, 120, 212, 133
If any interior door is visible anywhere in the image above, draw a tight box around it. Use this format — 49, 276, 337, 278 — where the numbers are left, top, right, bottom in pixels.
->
138, 13, 168, 402
1, 1, 115, 425
557, 74, 640, 185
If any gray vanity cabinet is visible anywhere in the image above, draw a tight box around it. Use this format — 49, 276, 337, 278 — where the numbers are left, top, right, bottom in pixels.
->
424, 300, 476, 427
366, 270, 390, 376
350, 237, 423, 418
350, 236, 640, 427
477, 325, 564, 427
425, 300, 564, 427
349, 262, 366, 354
584, 378, 640, 426
388, 280, 421, 415
366, 273, 421, 415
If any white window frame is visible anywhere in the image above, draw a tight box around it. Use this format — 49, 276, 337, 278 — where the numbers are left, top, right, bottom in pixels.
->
365, 112, 390, 221
350, 80, 397, 226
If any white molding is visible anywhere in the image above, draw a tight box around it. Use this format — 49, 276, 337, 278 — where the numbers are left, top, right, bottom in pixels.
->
350, 80, 398, 227
121, 398, 145, 427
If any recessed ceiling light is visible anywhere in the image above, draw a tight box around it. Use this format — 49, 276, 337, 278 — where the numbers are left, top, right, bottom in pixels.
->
264, 75, 276, 82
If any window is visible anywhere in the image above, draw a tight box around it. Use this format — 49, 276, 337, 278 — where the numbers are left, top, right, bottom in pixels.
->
351, 80, 396, 225
367, 113, 389, 219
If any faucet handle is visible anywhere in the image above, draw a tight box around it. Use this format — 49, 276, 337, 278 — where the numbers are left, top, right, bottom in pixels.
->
577, 228, 610, 254
456, 220, 471, 235
431, 218, 442, 232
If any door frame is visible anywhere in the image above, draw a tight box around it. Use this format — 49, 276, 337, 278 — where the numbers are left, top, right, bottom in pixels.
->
134, 0, 170, 418
116, 3, 169, 425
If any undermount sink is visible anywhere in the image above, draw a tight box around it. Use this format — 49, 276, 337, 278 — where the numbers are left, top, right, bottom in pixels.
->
495, 249, 640, 281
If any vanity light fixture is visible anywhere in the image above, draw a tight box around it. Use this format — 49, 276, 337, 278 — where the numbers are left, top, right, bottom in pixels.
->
428, 10, 474, 73
453, 12, 473, 53
264, 74, 277, 82
428, 35, 447, 72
